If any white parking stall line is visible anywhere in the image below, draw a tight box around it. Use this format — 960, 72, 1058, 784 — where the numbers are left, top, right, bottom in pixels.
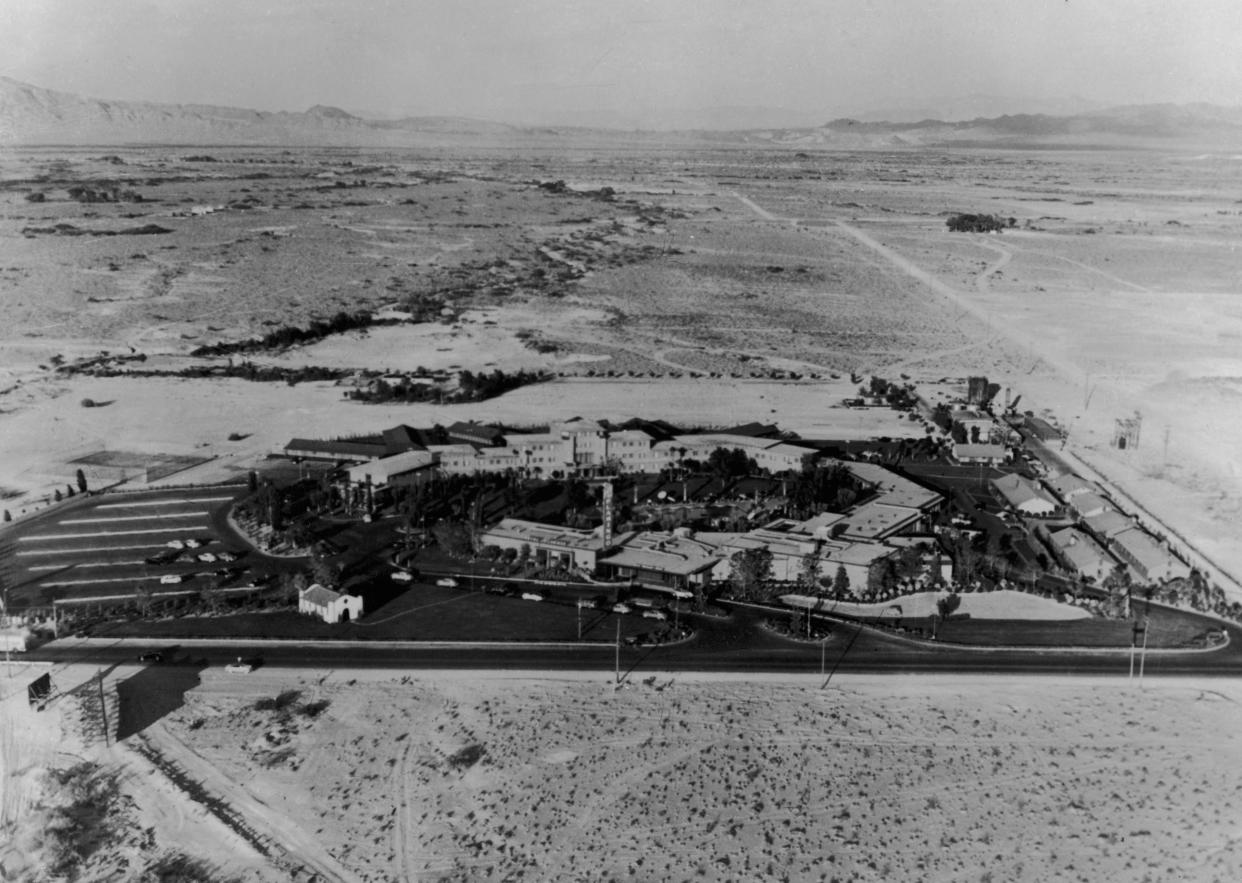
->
42, 575, 196, 587
19, 528, 204, 542
16, 543, 181, 557
95, 496, 235, 509
28, 560, 146, 571
60, 513, 208, 525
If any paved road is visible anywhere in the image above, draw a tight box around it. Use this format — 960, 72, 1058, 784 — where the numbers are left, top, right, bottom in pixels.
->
30, 608, 1242, 679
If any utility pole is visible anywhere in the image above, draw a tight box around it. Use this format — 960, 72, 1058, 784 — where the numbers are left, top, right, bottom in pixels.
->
614, 619, 621, 687
1138, 615, 1150, 688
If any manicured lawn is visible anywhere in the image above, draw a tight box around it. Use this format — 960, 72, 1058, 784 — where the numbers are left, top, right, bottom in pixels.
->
93, 582, 654, 643
893, 604, 1219, 649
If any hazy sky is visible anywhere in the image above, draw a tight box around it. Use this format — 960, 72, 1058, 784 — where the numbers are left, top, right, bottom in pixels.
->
2, 0, 1240, 123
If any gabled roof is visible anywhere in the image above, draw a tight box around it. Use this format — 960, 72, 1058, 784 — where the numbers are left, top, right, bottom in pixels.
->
1083, 508, 1134, 539
1047, 473, 1092, 500
992, 473, 1056, 510
300, 584, 342, 607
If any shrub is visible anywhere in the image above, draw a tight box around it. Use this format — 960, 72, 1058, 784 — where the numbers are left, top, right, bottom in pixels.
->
299, 699, 330, 718
447, 744, 485, 769
254, 690, 302, 712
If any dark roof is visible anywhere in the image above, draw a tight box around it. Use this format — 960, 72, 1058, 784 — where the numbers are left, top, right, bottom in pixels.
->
1025, 416, 1062, 441
447, 421, 506, 445
285, 438, 387, 459
381, 424, 426, 454
721, 422, 782, 438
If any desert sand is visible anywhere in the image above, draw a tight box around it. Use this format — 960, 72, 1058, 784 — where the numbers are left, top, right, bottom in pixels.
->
6, 664, 1242, 882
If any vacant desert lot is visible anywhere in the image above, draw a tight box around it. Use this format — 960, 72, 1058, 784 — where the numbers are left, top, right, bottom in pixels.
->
140, 670, 1242, 882
3, 145, 1242, 585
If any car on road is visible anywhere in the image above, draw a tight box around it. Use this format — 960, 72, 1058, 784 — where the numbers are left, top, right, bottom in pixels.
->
642, 610, 667, 621
225, 657, 253, 674
391, 570, 413, 582
436, 577, 459, 588
612, 603, 633, 614
159, 574, 182, 585
520, 592, 544, 602
137, 650, 165, 663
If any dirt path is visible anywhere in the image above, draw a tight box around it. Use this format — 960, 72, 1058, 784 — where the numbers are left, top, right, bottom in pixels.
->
141, 718, 364, 883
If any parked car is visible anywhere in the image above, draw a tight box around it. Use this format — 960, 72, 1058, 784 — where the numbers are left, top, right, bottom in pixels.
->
217, 550, 238, 562
521, 592, 544, 602
436, 577, 459, 588
612, 603, 633, 614
391, 571, 413, 583
159, 574, 182, 585
165, 539, 185, 550
197, 552, 217, 563
184, 539, 202, 549
642, 610, 668, 621
137, 650, 165, 662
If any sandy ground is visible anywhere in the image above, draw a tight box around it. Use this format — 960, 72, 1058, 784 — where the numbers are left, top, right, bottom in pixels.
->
0, 373, 921, 510
110, 668, 1242, 882
0, 663, 273, 882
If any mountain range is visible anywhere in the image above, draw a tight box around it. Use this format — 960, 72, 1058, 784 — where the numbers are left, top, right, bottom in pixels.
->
3, 76, 1241, 149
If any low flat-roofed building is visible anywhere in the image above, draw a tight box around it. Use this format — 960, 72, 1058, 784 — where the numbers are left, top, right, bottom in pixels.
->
1047, 473, 1093, 502
840, 461, 943, 513
477, 518, 627, 571
1049, 527, 1118, 583
1083, 508, 1135, 540
834, 501, 923, 541
952, 442, 1009, 465
598, 531, 723, 590
346, 450, 436, 490
298, 584, 363, 624
991, 473, 1058, 517
1111, 527, 1191, 584
284, 437, 390, 462
953, 409, 997, 444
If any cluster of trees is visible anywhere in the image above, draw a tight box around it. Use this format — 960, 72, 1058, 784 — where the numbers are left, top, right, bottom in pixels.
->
78, 361, 350, 386
705, 447, 759, 479
191, 310, 377, 357
786, 462, 862, 519
349, 368, 549, 404
67, 183, 143, 203
945, 213, 1015, 233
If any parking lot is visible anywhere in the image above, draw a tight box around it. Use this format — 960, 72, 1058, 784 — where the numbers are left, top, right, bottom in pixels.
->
2, 485, 250, 608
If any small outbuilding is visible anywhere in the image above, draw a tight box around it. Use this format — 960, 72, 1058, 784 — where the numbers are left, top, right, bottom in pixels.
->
298, 584, 363, 624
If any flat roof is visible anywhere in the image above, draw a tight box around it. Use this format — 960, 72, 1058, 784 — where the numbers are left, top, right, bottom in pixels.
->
601, 533, 723, 576
347, 450, 435, 482
480, 518, 623, 552
836, 501, 922, 540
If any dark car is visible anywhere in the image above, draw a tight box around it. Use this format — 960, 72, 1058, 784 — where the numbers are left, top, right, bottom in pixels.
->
137, 650, 165, 663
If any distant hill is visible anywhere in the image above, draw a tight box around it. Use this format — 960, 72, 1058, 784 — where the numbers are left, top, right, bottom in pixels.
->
2, 76, 1241, 148
0, 77, 521, 146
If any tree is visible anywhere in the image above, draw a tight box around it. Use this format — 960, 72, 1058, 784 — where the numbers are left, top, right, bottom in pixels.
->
728, 548, 773, 601
75, 468, 88, 493
53, 488, 62, 503
247, 470, 259, 493
432, 519, 475, 557
3, 510, 9, 522
310, 555, 342, 590
936, 593, 962, 620
832, 565, 850, 599
797, 553, 821, 595
134, 584, 153, 617
280, 571, 308, 605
